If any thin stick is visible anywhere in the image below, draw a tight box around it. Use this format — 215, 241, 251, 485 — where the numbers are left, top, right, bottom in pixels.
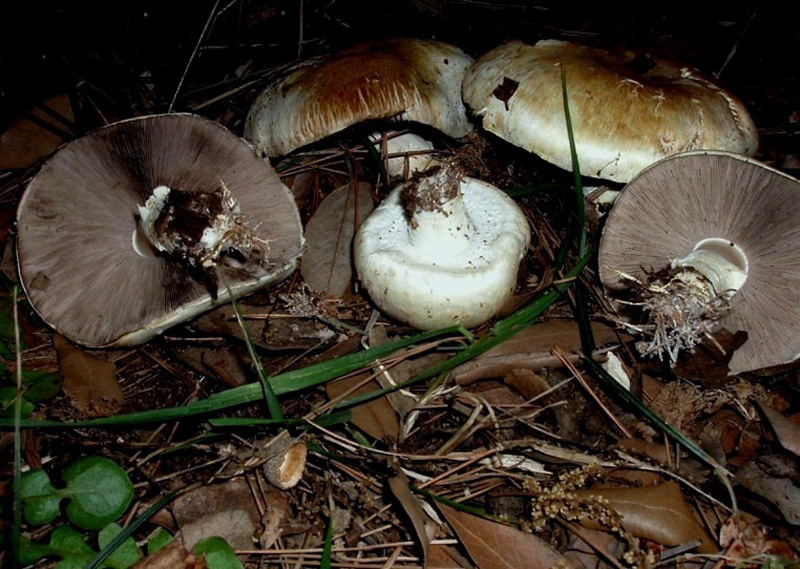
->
169, 0, 221, 112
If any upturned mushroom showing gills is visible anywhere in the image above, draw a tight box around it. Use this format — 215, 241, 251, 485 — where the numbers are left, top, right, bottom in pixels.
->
462, 40, 759, 183
598, 151, 800, 375
244, 38, 473, 158
353, 162, 530, 330
17, 114, 304, 348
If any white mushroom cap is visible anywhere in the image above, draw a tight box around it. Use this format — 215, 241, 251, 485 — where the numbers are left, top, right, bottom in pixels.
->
368, 131, 435, 180
598, 150, 800, 374
17, 114, 304, 348
354, 166, 530, 330
245, 38, 473, 157
462, 39, 759, 183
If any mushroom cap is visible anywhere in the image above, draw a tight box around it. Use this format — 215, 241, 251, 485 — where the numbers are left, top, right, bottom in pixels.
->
354, 177, 530, 330
17, 113, 304, 348
598, 150, 800, 374
462, 39, 758, 183
245, 38, 474, 157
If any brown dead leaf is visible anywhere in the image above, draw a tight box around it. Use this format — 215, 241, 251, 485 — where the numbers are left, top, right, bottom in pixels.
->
387, 472, 431, 564
367, 324, 438, 416
0, 93, 74, 169
179, 509, 255, 551
439, 503, 575, 569
575, 481, 716, 554
148, 479, 260, 532
300, 181, 374, 297
502, 368, 552, 400
453, 320, 618, 384
326, 372, 399, 441
673, 329, 748, 387
756, 400, 800, 456
169, 344, 250, 387
738, 461, 800, 525
53, 334, 122, 417
427, 544, 471, 568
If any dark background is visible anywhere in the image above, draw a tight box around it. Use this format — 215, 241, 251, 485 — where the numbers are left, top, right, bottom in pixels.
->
1, 1, 797, 165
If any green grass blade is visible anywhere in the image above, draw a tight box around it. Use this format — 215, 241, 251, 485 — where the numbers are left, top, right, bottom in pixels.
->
227, 291, 283, 420
560, 67, 595, 355
86, 490, 178, 569
503, 182, 566, 199
0, 326, 469, 428
561, 65, 586, 258
581, 355, 728, 474
320, 510, 334, 569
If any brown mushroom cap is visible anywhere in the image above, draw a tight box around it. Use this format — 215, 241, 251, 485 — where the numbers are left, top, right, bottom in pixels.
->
598, 151, 800, 374
17, 114, 304, 348
244, 38, 473, 157
462, 40, 758, 183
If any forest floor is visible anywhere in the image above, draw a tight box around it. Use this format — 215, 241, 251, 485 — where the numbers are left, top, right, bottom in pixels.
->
1, 1, 799, 568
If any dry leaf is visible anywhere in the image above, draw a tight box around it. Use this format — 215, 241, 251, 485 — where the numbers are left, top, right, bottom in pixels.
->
300, 181, 374, 297
738, 461, 800, 525
756, 400, 800, 456
179, 509, 255, 551
326, 372, 400, 441
454, 320, 618, 384
439, 503, 575, 568
148, 479, 260, 532
0, 93, 74, 169
673, 328, 748, 387
387, 472, 431, 564
575, 481, 716, 553
53, 334, 122, 417
170, 344, 250, 387
427, 544, 471, 568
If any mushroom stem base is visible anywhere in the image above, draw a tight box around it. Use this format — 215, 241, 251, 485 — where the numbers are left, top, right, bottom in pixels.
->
615, 267, 731, 365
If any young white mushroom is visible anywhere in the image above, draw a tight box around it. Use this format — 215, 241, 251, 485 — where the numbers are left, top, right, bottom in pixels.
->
368, 131, 436, 181
462, 39, 758, 183
598, 150, 800, 374
353, 163, 530, 330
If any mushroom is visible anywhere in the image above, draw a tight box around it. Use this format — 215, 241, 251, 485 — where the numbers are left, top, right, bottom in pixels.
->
353, 162, 530, 330
368, 130, 436, 181
244, 38, 473, 158
598, 150, 800, 374
17, 113, 304, 348
462, 39, 758, 183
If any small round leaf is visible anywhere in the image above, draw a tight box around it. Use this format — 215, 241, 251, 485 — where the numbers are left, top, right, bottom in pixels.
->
62, 456, 134, 530
20, 469, 60, 525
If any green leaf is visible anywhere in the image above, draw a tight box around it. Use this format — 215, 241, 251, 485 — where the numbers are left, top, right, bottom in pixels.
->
51, 525, 96, 569
21, 369, 63, 402
98, 523, 141, 569
0, 386, 33, 418
18, 535, 56, 565
147, 529, 173, 555
62, 457, 134, 530
0, 339, 14, 359
193, 536, 244, 569
0, 302, 17, 344
20, 469, 60, 525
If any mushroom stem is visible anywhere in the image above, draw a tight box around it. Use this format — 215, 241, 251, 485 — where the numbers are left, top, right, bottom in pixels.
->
624, 238, 749, 364
671, 238, 748, 299
401, 165, 476, 255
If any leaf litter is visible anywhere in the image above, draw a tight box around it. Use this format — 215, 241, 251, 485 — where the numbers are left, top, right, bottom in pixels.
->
2, 3, 800, 568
